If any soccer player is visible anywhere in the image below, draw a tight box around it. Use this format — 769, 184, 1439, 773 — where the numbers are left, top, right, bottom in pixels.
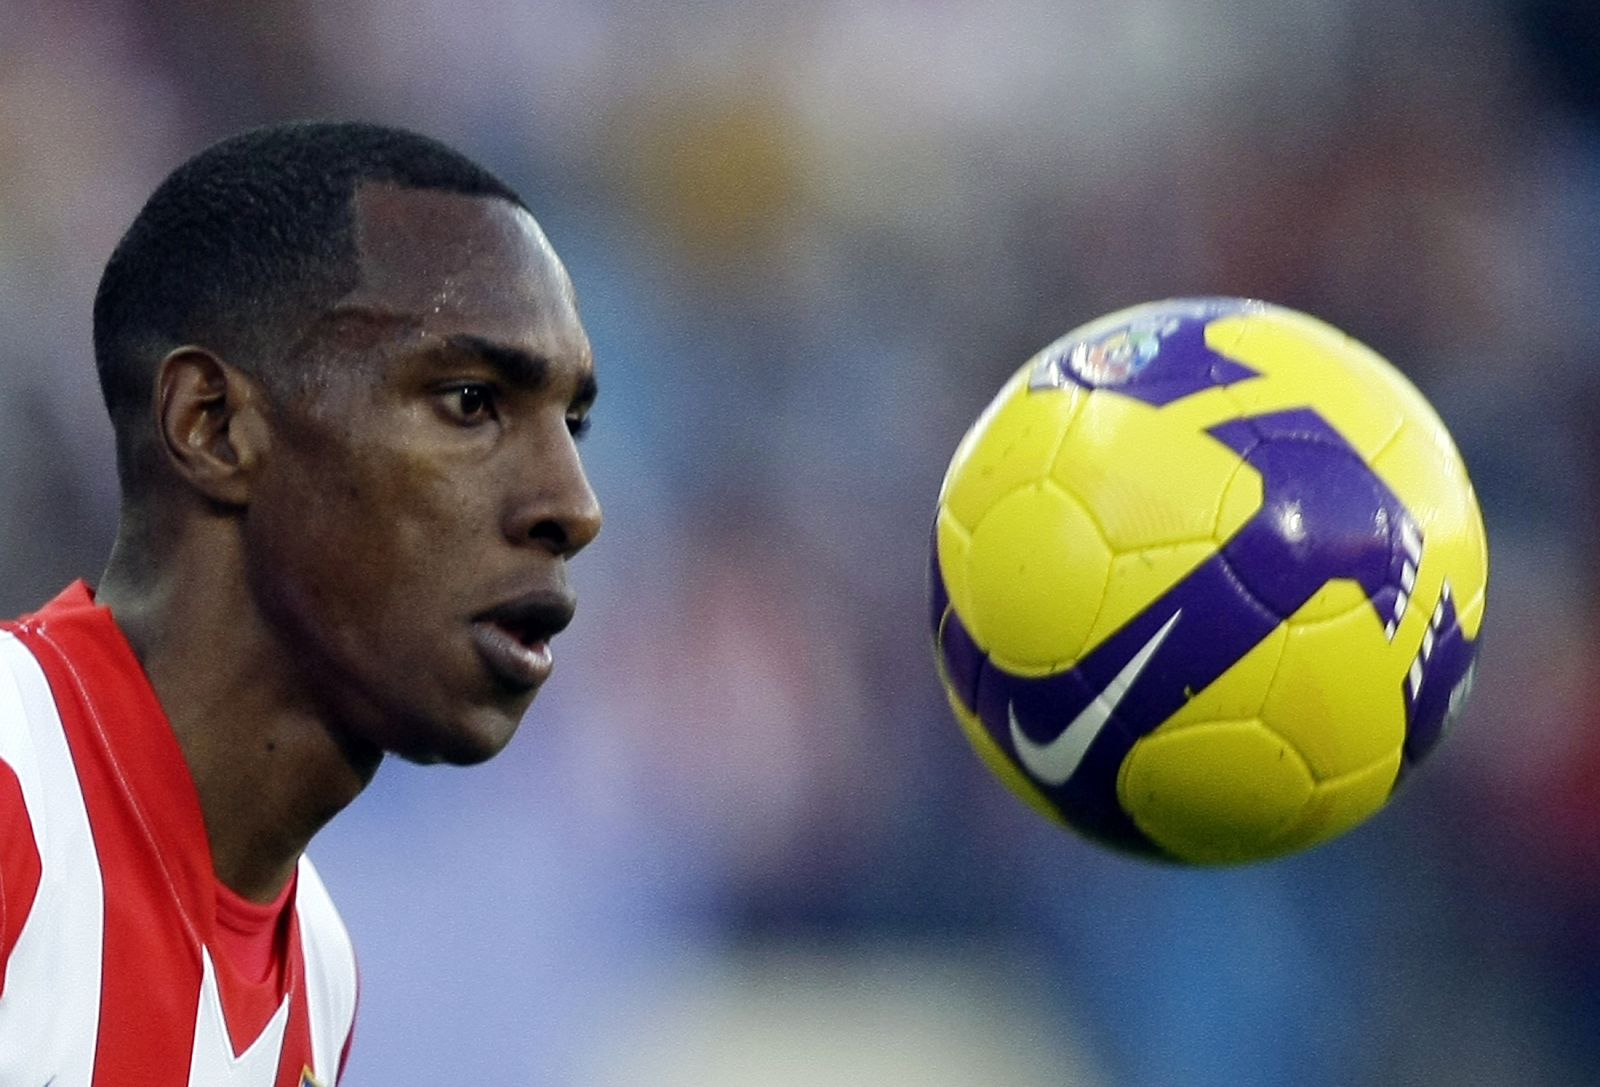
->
0, 122, 602, 1084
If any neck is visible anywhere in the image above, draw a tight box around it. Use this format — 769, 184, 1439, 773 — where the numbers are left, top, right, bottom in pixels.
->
98, 518, 382, 903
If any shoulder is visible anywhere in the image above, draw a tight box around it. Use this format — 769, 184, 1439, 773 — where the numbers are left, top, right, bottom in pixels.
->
296, 854, 360, 1078
0, 627, 102, 1011
0, 626, 71, 866
0, 624, 97, 869
0, 714, 43, 980
296, 854, 356, 969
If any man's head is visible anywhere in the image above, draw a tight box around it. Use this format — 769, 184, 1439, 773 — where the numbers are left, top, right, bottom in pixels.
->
93, 121, 602, 765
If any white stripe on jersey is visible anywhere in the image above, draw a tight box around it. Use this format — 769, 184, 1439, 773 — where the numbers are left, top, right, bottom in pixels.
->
294, 856, 357, 1082
0, 631, 105, 1086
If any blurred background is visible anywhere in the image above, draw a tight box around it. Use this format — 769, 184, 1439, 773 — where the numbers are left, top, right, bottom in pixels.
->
2, 0, 1597, 1083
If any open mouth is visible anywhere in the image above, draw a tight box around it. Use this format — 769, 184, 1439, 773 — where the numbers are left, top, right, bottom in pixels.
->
494, 614, 554, 648
471, 592, 576, 690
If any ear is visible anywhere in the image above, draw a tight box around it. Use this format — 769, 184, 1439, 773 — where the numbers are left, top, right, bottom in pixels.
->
155, 347, 270, 507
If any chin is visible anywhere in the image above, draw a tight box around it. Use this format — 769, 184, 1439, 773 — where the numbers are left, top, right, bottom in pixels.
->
388, 703, 528, 766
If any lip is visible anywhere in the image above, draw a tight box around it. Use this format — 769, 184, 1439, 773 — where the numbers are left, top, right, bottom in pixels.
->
471, 589, 576, 691
471, 620, 554, 690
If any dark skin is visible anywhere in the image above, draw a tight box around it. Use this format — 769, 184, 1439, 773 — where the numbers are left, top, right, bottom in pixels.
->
95, 185, 602, 903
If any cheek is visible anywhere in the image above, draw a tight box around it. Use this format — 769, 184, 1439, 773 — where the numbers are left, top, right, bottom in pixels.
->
251, 438, 491, 636
246, 459, 361, 643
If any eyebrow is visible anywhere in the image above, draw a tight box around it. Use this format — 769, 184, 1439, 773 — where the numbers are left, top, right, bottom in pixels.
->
443, 333, 599, 407
443, 334, 548, 388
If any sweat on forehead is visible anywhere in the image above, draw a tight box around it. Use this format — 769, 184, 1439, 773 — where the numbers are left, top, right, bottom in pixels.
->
304, 188, 593, 406
346, 184, 572, 320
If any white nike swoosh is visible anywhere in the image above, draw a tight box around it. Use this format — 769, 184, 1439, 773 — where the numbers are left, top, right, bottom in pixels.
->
1009, 610, 1182, 786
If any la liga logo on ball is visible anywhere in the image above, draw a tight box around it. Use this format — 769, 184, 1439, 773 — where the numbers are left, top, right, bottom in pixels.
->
1031, 301, 1213, 390
929, 298, 1487, 864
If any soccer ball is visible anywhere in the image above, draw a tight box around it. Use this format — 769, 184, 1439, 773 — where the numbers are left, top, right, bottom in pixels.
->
929, 299, 1488, 864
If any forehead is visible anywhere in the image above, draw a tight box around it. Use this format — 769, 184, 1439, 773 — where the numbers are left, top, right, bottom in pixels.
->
343, 184, 588, 361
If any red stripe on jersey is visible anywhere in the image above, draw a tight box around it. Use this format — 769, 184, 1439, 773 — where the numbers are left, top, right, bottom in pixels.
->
11, 584, 334, 1085
0, 757, 42, 993
22, 612, 218, 1082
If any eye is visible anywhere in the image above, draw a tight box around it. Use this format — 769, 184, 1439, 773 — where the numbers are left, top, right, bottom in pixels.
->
440, 383, 499, 425
567, 413, 592, 441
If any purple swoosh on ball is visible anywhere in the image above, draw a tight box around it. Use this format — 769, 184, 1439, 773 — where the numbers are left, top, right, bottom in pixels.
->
933, 405, 1444, 855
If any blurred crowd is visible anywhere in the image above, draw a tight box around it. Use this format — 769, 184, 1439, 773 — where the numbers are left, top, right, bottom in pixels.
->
3, 0, 1598, 1083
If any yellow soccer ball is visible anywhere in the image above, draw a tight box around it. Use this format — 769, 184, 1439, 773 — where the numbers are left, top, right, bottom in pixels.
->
929, 299, 1488, 863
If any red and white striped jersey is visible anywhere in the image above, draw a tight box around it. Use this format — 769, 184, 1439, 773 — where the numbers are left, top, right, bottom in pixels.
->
0, 583, 358, 1085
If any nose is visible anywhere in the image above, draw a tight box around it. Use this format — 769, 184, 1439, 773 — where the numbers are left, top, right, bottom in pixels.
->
504, 427, 603, 558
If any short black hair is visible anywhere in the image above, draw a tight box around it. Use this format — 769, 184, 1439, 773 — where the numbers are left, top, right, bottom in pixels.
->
92, 120, 528, 490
